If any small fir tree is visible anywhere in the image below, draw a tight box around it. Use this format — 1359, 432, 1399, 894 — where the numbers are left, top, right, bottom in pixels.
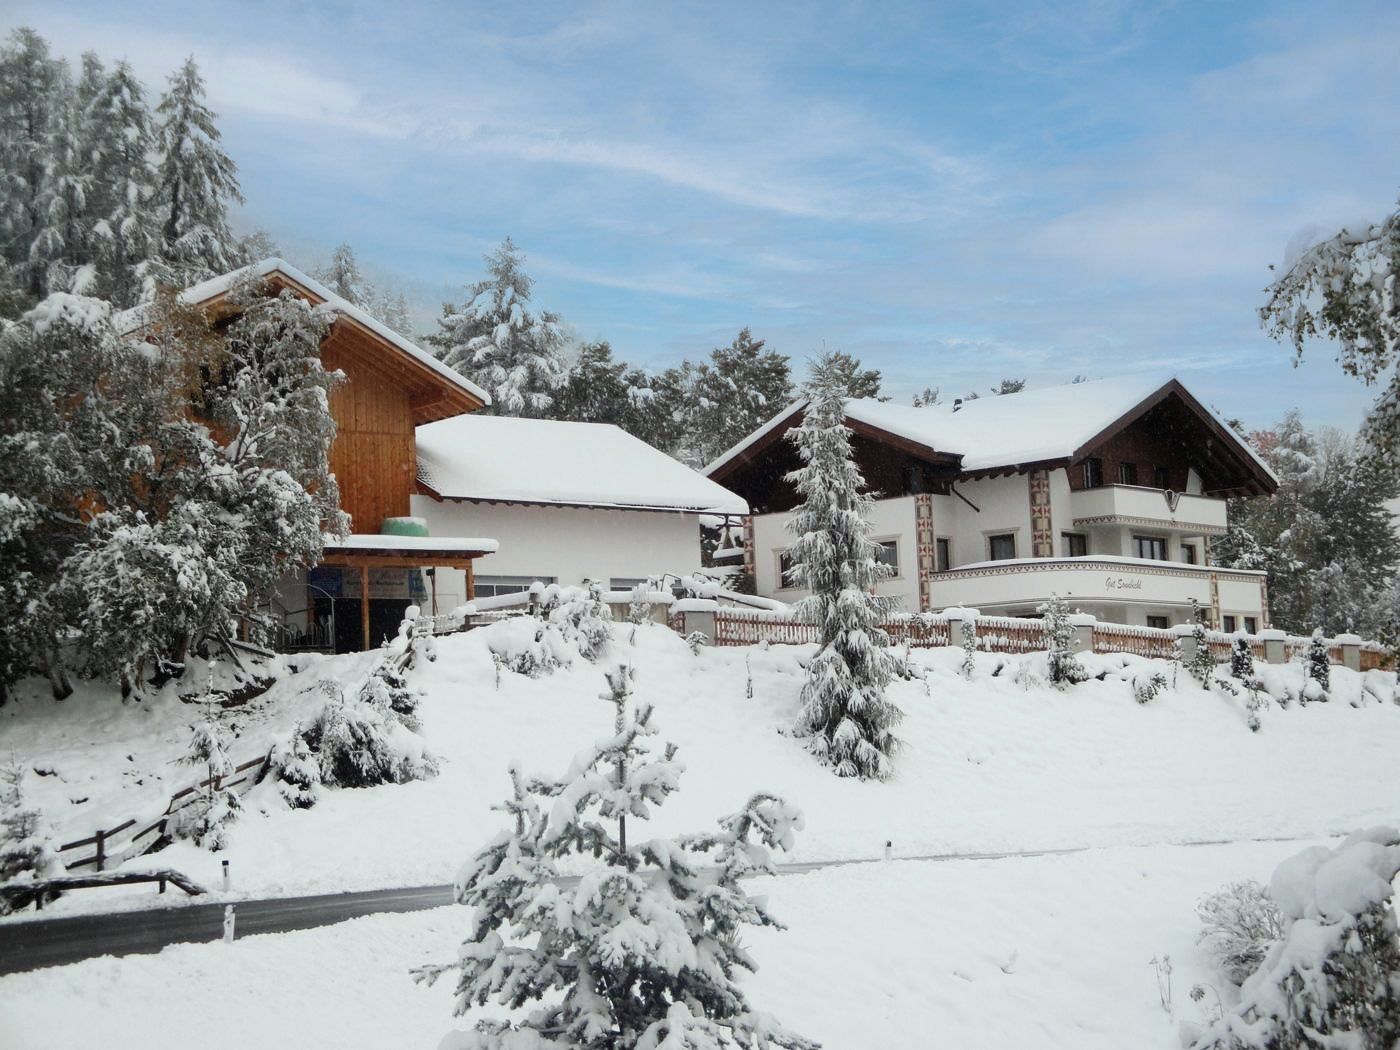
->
175, 682, 240, 850
316, 242, 367, 304
1306, 629, 1331, 697
785, 353, 902, 779
1185, 600, 1217, 687
1230, 635, 1255, 680
959, 618, 976, 679
1038, 594, 1087, 688
548, 580, 613, 661
413, 664, 816, 1050
0, 761, 61, 900
268, 727, 320, 810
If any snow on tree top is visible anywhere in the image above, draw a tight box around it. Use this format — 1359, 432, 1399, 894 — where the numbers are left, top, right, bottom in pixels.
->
706, 374, 1278, 483
416, 414, 750, 514
113, 258, 491, 407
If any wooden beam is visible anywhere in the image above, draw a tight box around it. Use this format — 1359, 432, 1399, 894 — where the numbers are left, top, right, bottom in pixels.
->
360, 564, 370, 651
466, 560, 475, 601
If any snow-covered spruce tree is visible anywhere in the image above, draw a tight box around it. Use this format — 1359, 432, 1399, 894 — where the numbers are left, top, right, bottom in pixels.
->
373, 289, 413, 337
548, 580, 614, 661
1184, 600, 1217, 687
312, 659, 438, 789
431, 237, 566, 416
0, 761, 61, 906
30, 72, 95, 298
151, 57, 244, 287
786, 353, 901, 779
316, 242, 368, 305
959, 618, 976, 679
1193, 828, 1400, 1050
268, 726, 320, 810
1038, 594, 1087, 689
1230, 635, 1255, 680
1306, 629, 1331, 698
413, 664, 817, 1050
685, 328, 795, 468
173, 684, 241, 850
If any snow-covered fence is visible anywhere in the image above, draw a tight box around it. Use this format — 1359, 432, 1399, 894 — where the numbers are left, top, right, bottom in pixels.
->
973, 615, 1043, 655
1092, 622, 1180, 661
711, 607, 817, 646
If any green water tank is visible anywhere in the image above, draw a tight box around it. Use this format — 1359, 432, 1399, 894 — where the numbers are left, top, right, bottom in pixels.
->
380, 516, 429, 537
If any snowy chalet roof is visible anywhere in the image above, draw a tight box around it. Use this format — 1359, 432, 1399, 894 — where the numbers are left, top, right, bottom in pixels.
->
115, 258, 490, 410
417, 415, 750, 515
707, 374, 1277, 490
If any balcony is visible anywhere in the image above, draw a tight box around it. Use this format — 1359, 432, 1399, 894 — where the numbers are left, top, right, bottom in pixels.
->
1070, 485, 1227, 535
927, 556, 1265, 615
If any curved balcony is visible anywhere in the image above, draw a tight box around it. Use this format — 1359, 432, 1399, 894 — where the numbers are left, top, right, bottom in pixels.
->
1070, 485, 1227, 535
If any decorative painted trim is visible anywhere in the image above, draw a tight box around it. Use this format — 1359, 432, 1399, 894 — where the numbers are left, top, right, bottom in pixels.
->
1029, 469, 1054, 557
1071, 514, 1227, 535
1208, 571, 1221, 628
934, 558, 1262, 585
1260, 576, 1271, 629
742, 515, 755, 582
915, 493, 935, 612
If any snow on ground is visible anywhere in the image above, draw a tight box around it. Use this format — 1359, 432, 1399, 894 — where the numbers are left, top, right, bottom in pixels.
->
5, 621, 1399, 916
0, 839, 1330, 1050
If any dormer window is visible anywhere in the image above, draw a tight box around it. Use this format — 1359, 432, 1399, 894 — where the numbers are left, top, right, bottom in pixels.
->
1118, 462, 1138, 486
1082, 457, 1104, 489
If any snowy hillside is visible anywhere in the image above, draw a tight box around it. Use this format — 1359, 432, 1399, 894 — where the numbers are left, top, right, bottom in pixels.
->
5, 619, 1399, 913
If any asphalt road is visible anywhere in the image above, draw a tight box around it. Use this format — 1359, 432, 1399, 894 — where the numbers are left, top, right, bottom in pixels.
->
4, 837, 1306, 976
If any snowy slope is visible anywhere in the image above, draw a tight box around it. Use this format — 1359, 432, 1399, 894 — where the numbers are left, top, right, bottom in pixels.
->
6, 621, 1398, 916
0, 839, 1335, 1050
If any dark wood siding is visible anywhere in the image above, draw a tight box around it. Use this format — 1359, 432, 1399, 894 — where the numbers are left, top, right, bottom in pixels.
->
323, 338, 415, 533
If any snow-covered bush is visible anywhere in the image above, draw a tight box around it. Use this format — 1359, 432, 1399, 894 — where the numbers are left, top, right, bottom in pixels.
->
268, 727, 321, 810
360, 658, 424, 733
959, 619, 976, 679
1184, 603, 1217, 687
1193, 827, 1400, 1049
311, 680, 438, 789
1195, 880, 1284, 987
485, 617, 571, 678
785, 354, 902, 779
0, 762, 62, 908
414, 663, 816, 1050
547, 579, 613, 661
1230, 636, 1255, 680
171, 689, 241, 850
1133, 670, 1169, 705
1039, 595, 1087, 689
1306, 629, 1331, 697
686, 629, 709, 655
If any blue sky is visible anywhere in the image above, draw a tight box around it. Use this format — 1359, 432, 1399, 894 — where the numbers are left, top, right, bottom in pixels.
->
11, 0, 1400, 429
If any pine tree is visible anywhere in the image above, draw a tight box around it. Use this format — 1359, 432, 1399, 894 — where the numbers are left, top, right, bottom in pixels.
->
174, 682, 241, 850
152, 57, 243, 288
686, 328, 793, 467
1038, 594, 1087, 688
825, 349, 881, 400
1306, 629, 1331, 697
30, 70, 94, 296
373, 289, 413, 336
553, 339, 637, 427
431, 237, 566, 416
0, 760, 61, 902
0, 28, 68, 302
83, 60, 159, 308
1231, 635, 1255, 680
785, 353, 902, 779
317, 242, 367, 305
414, 665, 816, 1050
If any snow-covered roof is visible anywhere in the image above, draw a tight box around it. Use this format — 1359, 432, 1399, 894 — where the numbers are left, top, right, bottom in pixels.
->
114, 258, 490, 407
325, 533, 499, 554
707, 374, 1277, 485
417, 415, 749, 515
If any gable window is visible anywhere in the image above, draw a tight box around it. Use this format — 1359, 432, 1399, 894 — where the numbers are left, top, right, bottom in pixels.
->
1118, 462, 1138, 486
1061, 532, 1088, 558
1179, 543, 1198, 565
935, 537, 952, 572
777, 550, 799, 589
874, 539, 900, 577
1082, 457, 1104, 489
988, 533, 1017, 561
1132, 535, 1167, 561
1147, 615, 1170, 630
1154, 466, 1171, 490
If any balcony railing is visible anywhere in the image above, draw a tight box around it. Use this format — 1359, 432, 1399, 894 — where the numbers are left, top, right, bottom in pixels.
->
1070, 484, 1227, 535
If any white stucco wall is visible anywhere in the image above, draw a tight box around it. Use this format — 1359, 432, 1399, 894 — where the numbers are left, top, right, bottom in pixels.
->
942, 474, 1034, 566
409, 495, 706, 609
754, 496, 920, 612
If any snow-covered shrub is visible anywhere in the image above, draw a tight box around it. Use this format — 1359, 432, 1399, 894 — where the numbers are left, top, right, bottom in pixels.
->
547, 579, 613, 660
1039, 595, 1088, 688
959, 619, 976, 679
1184, 602, 1217, 687
1306, 629, 1331, 697
360, 658, 423, 733
1195, 880, 1284, 987
414, 664, 816, 1050
485, 617, 570, 678
171, 689, 241, 850
268, 727, 321, 810
311, 676, 438, 789
685, 629, 709, 655
1230, 636, 1255, 680
0, 762, 62, 909
785, 355, 902, 780
1193, 827, 1400, 1049
1133, 670, 1169, 705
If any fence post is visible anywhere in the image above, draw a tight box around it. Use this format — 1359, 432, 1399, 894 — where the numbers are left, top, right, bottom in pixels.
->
1171, 623, 1197, 663
944, 607, 979, 650
673, 599, 718, 645
94, 827, 105, 873
1258, 628, 1287, 664
1335, 633, 1361, 672
1068, 613, 1096, 655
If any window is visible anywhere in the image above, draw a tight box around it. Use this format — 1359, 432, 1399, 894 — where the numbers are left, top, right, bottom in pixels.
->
874, 539, 900, 576
988, 533, 1017, 561
1118, 462, 1138, 486
1061, 532, 1088, 558
1147, 615, 1170, 630
1244, 617, 1258, 634
1154, 466, 1171, 490
1179, 544, 1197, 565
1082, 457, 1104, 489
475, 575, 557, 599
1222, 615, 1237, 633
935, 537, 952, 573
609, 577, 648, 592
777, 550, 798, 589
1132, 535, 1167, 560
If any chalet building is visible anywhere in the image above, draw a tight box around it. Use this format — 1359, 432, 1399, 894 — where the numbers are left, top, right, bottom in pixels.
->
119, 258, 500, 653
411, 414, 748, 606
706, 375, 1279, 629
